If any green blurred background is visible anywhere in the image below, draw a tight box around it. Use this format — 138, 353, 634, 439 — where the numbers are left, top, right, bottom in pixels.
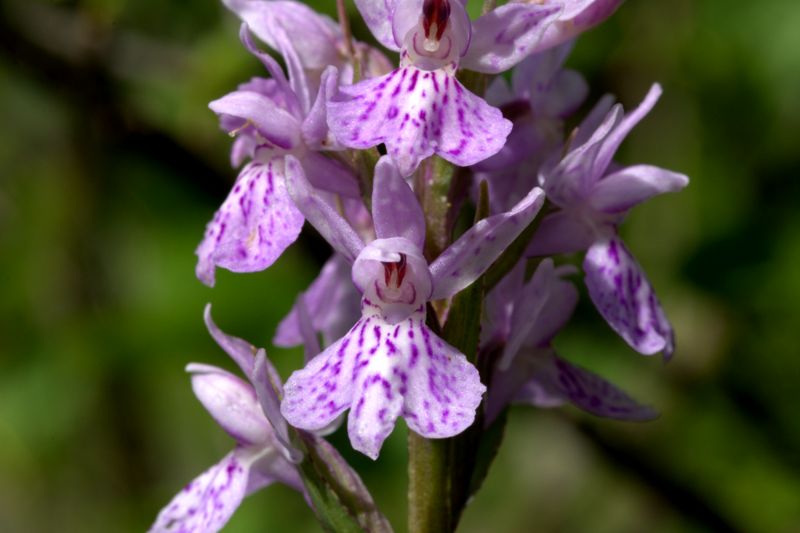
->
1, 0, 799, 531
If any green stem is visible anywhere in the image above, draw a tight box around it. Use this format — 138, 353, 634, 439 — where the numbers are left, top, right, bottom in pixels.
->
407, 432, 453, 533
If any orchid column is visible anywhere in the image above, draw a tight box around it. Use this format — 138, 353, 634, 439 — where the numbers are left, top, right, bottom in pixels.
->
151, 0, 689, 531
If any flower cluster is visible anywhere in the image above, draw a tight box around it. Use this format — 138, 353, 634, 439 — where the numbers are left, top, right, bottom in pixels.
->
152, 0, 688, 531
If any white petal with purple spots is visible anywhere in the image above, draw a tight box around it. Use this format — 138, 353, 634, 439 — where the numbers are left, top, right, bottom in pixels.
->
584, 237, 674, 358
328, 65, 512, 176
515, 354, 658, 421
149, 449, 256, 533
195, 158, 304, 287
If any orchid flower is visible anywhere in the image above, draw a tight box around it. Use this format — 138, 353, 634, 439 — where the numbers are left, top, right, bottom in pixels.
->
149, 306, 305, 533
531, 84, 689, 358
484, 259, 657, 426
329, 0, 562, 176
196, 25, 359, 287
279, 155, 545, 458
221, 0, 393, 106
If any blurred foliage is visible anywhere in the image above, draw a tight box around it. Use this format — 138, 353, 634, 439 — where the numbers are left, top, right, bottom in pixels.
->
1, 0, 799, 531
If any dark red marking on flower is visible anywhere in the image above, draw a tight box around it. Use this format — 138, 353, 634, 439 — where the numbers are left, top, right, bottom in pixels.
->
422, 0, 451, 41
382, 253, 408, 287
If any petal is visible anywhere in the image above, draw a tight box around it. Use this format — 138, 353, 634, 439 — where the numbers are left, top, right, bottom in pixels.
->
429, 186, 545, 300
353, 238, 433, 323
274, 255, 361, 348
209, 91, 301, 151
592, 83, 662, 180
347, 333, 407, 459
195, 159, 305, 286
526, 265, 579, 347
223, 0, 341, 72
498, 259, 555, 369
371, 156, 426, 248
204, 304, 255, 377
238, 24, 303, 117
536, 0, 623, 52
583, 237, 675, 358
251, 350, 304, 463
149, 449, 257, 533
481, 261, 524, 347
402, 321, 486, 440
281, 320, 367, 431
392, 0, 471, 57
354, 0, 402, 51
188, 364, 270, 447
460, 3, 561, 74
301, 66, 341, 150
526, 210, 596, 256
328, 67, 512, 177
301, 151, 360, 198
284, 155, 365, 262
295, 296, 321, 362
589, 164, 689, 214
541, 102, 621, 206
515, 354, 658, 421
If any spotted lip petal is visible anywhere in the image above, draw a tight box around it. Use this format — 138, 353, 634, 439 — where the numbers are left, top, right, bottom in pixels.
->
514, 353, 658, 421
328, 65, 512, 177
281, 310, 485, 460
583, 237, 675, 358
195, 159, 305, 287
149, 449, 256, 533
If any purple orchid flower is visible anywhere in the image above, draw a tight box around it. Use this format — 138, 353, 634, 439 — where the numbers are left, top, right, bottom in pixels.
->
152, 305, 391, 531
149, 363, 303, 533
150, 305, 306, 532
279, 155, 545, 459
475, 42, 589, 213
329, 0, 574, 176
196, 25, 359, 287
484, 259, 657, 426
530, 84, 689, 359
222, 0, 393, 105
